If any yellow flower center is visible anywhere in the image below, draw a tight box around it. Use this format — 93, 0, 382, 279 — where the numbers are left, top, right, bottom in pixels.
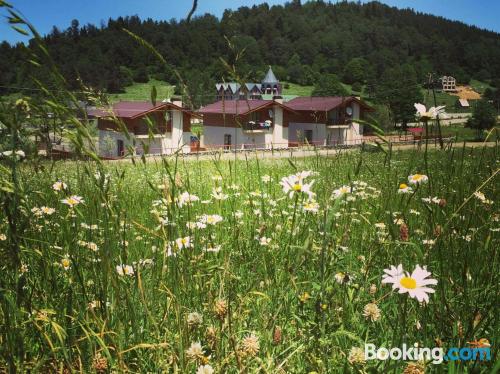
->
412, 174, 422, 181
399, 183, 408, 189
400, 277, 417, 289
181, 238, 187, 244
292, 184, 302, 191
61, 259, 70, 267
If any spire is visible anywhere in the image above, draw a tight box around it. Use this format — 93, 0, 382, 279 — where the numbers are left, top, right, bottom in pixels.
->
262, 66, 279, 84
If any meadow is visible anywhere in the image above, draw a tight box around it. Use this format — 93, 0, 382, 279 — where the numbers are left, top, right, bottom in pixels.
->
1, 145, 498, 373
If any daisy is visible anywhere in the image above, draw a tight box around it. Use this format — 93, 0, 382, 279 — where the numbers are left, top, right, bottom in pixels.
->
332, 185, 352, 199
279, 171, 315, 200
116, 264, 134, 276
258, 236, 271, 246
303, 200, 320, 213
414, 103, 447, 120
382, 264, 437, 303
175, 236, 192, 250
40, 206, 55, 215
398, 183, 413, 194
177, 191, 200, 207
52, 181, 67, 191
199, 214, 223, 225
61, 256, 71, 271
61, 195, 84, 207
408, 174, 428, 185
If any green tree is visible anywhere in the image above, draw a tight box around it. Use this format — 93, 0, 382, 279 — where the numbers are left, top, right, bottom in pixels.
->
343, 58, 368, 85
467, 100, 497, 140
312, 74, 348, 96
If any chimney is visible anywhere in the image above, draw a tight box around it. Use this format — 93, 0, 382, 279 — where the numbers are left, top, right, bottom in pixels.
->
172, 95, 183, 107
273, 95, 283, 104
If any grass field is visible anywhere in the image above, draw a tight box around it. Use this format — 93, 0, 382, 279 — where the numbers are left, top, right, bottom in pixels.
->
109, 79, 175, 102
1, 144, 498, 372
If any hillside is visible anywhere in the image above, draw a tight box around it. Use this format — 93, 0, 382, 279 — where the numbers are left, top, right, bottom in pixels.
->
1, 1, 500, 107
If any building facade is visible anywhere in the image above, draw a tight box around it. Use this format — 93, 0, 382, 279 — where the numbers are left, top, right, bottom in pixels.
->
440, 76, 457, 92
198, 96, 372, 149
92, 100, 196, 157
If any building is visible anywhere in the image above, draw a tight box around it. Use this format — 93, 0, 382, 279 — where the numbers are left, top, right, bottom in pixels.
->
440, 76, 457, 92
215, 67, 282, 101
198, 96, 372, 149
92, 100, 197, 157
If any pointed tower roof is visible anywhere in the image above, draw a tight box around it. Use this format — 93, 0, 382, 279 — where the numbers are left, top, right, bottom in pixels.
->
262, 66, 279, 84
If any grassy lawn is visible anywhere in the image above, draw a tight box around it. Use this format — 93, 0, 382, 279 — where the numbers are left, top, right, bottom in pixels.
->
282, 81, 314, 96
1, 144, 499, 372
109, 79, 174, 102
469, 79, 492, 94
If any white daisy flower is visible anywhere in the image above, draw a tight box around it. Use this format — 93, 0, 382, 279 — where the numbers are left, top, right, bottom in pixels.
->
382, 264, 437, 303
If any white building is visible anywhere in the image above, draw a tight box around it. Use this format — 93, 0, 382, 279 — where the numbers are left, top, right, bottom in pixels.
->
92, 100, 197, 157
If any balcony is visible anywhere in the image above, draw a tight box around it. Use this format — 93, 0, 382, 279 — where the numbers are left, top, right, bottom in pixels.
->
327, 118, 350, 128
242, 120, 273, 133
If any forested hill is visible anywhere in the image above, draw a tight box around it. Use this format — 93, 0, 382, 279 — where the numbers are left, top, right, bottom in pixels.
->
1, 0, 500, 103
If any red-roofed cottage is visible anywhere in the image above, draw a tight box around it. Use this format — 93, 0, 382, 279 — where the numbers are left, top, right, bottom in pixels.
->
198, 99, 293, 149
198, 96, 372, 149
93, 100, 197, 157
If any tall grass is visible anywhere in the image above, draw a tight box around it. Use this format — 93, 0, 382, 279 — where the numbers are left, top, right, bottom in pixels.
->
0, 4, 499, 373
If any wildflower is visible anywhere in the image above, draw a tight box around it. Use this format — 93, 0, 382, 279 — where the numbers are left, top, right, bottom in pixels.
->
400, 223, 409, 241
382, 264, 437, 303
369, 284, 377, 295
177, 191, 200, 207
199, 214, 223, 225
240, 334, 260, 357
187, 312, 203, 327
335, 272, 353, 285
299, 292, 310, 303
20, 263, 29, 274
422, 239, 436, 247
332, 185, 352, 199
116, 264, 134, 276
52, 181, 67, 191
1, 150, 25, 158
363, 303, 381, 322
0, 234, 6, 241
303, 200, 320, 213
61, 256, 71, 271
92, 353, 108, 373
214, 299, 228, 319
206, 326, 217, 346
398, 183, 413, 194
403, 362, 425, 374
473, 191, 493, 205
61, 195, 84, 207
261, 175, 271, 183
408, 174, 428, 185
279, 171, 315, 200
273, 326, 282, 345
258, 236, 271, 246
175, 236, 192, 250
186, 342, 205, 361
197, 365, 214, 374
203, 245, 221, 253
211, 187, 228, 200
40, 206, 55, 215
414, 103, 446, 120
348, 347, 366, 365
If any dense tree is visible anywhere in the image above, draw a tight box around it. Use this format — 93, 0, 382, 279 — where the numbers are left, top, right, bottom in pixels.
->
312, 74, 348, 96
1, 1, 499, 105
467, 100, 497, 139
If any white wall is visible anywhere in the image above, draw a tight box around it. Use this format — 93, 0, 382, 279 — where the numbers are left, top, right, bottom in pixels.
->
271, 105, 288, 148
288, 123, 327, 146
202, 126, 271, 149
168, 106, 191, 154
346, 102, 363, 145
98, 130, 134, 157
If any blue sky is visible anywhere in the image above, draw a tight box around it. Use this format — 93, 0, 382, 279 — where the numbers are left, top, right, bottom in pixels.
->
1, 0, 499, 44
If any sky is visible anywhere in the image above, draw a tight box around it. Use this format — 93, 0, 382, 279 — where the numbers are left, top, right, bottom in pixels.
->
1, 0, 499, 44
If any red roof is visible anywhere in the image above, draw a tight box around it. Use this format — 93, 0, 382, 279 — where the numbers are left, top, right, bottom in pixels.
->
198, 100, 292, 115
286, 96, 372, 112
90, 101, 198, 119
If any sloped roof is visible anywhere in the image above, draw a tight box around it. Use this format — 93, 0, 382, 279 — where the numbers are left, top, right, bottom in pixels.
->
262, 67, 279, 84
90, 101, 197, 119
198, 100, 293, 115
459, 98, 470, 107
286, 96, 373, 112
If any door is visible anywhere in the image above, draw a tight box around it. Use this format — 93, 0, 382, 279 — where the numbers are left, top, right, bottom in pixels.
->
223, 134, 232, 150
304, 130, 313, 144
117, 139, 124, 157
